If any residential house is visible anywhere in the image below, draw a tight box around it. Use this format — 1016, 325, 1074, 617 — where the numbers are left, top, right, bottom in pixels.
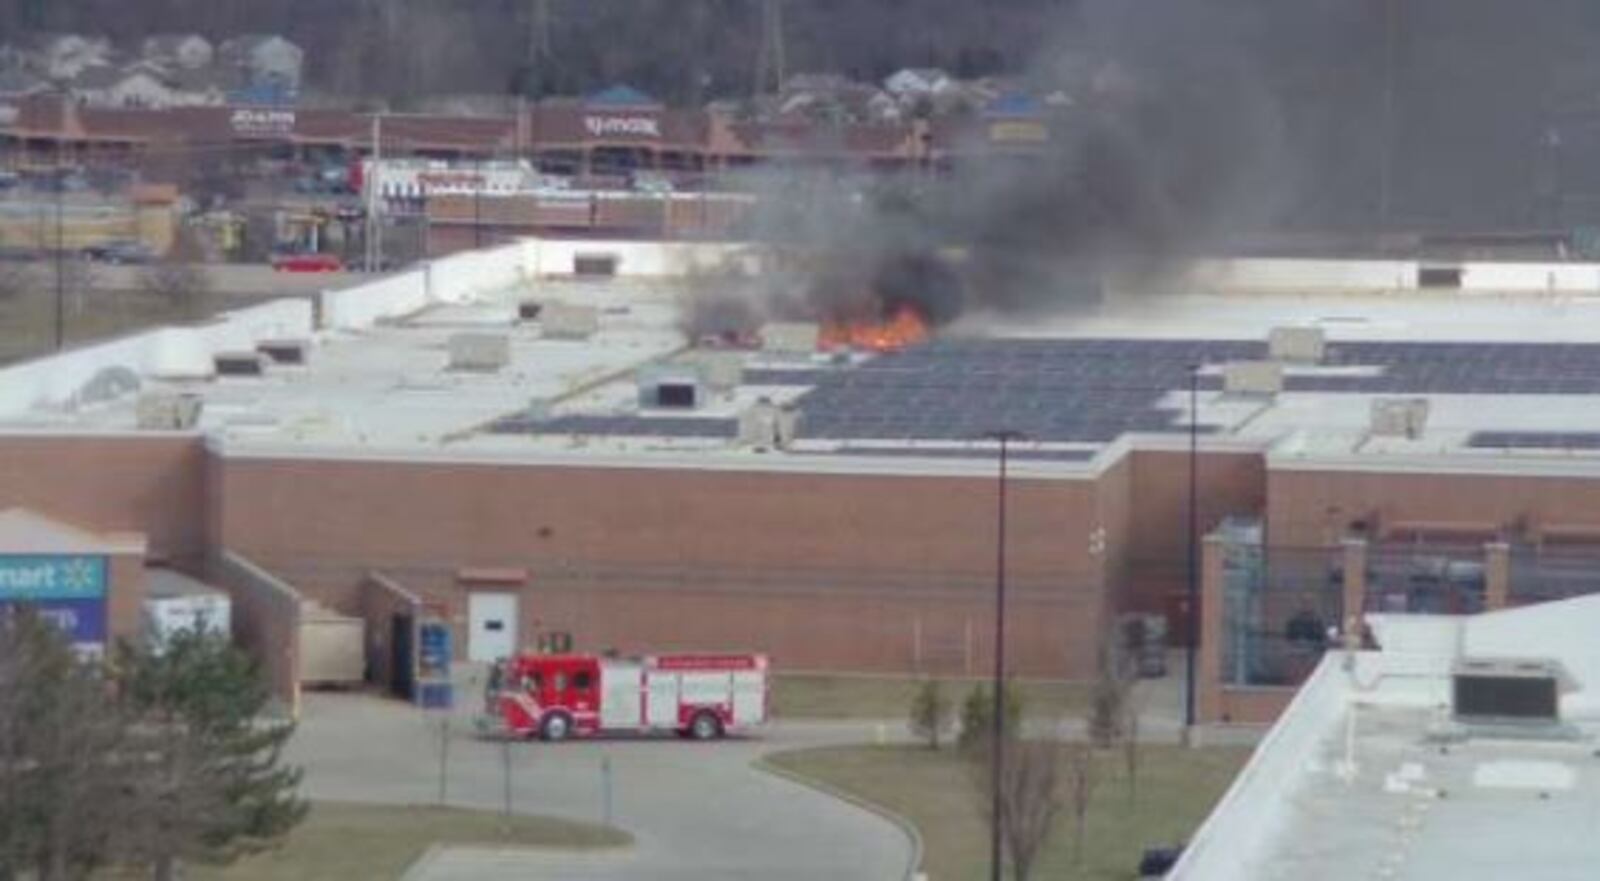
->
883, 67, 956, 99
31, 33, 114, 81
219, 34, 303, 99
141, 34, 213, 71
70, 64, 168, 108
0, 68, 50, 101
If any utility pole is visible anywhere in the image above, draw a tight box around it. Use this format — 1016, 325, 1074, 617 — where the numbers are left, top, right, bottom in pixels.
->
53, 98, 65, 352
984, 428, 1023, 881
754, 0, 786, 97
1185, 365, 1200, 730
1378, 0, 1397, 231
526, 0, 553, 98
365, 113, 383, 272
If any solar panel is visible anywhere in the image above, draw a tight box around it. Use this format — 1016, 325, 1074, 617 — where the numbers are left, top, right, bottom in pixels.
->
1467, 432, 1600, 451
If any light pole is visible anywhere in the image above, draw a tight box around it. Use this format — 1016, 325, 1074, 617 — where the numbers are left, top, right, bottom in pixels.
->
1185, 365, 1200, 729
984, 428, 1023, 881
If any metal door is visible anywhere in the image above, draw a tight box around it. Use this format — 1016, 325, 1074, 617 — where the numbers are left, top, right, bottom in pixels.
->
467, 592, 518, 663
731, 671, 765, 724
645, 670, 679, 727
390, 613, 415, 699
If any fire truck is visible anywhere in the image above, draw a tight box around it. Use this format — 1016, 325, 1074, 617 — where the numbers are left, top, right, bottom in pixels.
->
479, 652, 769, 741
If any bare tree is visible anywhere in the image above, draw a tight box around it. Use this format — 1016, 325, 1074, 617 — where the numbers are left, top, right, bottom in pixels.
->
907, 679, 953, 750
1065, 741, 1097, 864
139, 258, 213, 321
1001, 740, 1064, 881
1088, 624, 1135, 749
0, 260, 36, 302
1123, 693, 1142, 802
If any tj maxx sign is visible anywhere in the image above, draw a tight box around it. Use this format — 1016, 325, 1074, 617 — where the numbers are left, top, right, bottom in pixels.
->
583, 115, 661, 139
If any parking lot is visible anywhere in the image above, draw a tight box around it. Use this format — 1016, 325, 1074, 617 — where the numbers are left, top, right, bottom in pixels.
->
286, 684, 915, 881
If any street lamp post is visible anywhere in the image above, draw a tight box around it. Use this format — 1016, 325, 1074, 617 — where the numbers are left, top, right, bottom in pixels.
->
985, 428, 1023, 881
1185, 365, 1200, 730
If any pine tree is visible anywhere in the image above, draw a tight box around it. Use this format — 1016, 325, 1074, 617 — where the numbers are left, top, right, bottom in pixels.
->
115, 629, 307, 880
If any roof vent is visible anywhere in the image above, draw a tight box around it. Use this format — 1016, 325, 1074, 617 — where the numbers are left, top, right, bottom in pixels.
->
1222, 361, 1283, 396
517, 300, 543, 321
540, 303, 600, 340
689, 350, 744, 392
1370, 397, 1430, 439
573, 253, 619, 277
213, 351, 265, 377
637, 364, 701, 410
447, 333, 510, 372
135, 392, 203, 430
761, 322, 820, 356
1268, 326, 1325, 364
1452, 658, 1566, 726
256, 339, 308, 365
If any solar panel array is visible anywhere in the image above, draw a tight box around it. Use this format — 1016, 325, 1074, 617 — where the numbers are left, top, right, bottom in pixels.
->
819, 446, 1100, 463
1467, 432, 1600, 451
490, 414, 739, 439
793, 338, 1237, 443
488, 337, 1600, 446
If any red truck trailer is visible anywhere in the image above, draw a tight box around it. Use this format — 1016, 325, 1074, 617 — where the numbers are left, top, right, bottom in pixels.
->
479, 652, 769, 741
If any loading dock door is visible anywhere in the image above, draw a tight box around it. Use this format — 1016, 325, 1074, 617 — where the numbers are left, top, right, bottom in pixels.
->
467, 592, 518, 662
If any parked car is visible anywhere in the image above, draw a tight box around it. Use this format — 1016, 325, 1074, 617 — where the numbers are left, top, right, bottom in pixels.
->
271, 251, 343, 273
81, 240, 155, 265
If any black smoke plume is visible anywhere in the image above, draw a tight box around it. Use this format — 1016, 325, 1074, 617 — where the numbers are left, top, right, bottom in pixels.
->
682, 0, 1294, 340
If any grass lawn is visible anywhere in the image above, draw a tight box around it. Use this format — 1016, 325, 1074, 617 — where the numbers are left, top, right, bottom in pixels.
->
771, 673, 1090, 721
185, 801, 629, 881
767, 743, 1250, 881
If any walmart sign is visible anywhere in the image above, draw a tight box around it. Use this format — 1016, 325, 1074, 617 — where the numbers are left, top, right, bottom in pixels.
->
0, 555, 105, 600
0, 555, 107, 646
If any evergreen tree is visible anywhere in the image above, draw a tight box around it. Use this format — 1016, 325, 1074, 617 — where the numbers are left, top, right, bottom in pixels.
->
115, 629, 307, 880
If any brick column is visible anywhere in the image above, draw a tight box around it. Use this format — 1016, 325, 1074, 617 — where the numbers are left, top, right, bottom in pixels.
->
1484, 541, 1511, 610
1340, 538, 1368, 646
1197, 534, 1229, 724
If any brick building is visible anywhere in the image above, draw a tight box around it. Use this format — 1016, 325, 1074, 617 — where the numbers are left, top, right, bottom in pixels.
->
4, 241, 1600, 726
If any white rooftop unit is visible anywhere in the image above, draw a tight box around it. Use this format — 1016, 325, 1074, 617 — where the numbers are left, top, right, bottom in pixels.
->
761, 322, 820, 356
447, 332, 510, 372
688, 350, 744, 392
541, 303, 601, 340
135, 392, 203, 430
1268, 326, 1325, 364
1369, 397, 1430, 439
1222, 361, 1284, 396
638, 363, 703, 409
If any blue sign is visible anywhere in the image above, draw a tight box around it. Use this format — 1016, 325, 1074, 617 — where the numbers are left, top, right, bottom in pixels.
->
20, 598, 108, 644
0, 555, 106, 601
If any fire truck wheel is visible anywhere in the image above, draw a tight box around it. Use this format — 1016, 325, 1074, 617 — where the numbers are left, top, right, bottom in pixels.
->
540, 712, 573, 742
689, 711, 723, 741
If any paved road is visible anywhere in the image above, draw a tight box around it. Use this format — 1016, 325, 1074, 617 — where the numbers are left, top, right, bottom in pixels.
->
287, 691, 914, 881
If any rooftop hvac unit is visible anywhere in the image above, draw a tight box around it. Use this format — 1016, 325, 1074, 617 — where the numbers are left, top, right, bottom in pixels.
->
1452, 658, 1567, 725
738, 398, 780, 447
1369, 397, 1430, 439
690, 350, 744, 392
776, 403, 801, 447
256, 339, 309, 365
213, 351, 265, 377
1268, 326, 1325, 364
541, 303, 601, 340
573, 252, 619, 277
135, 392, 203, 430
637, 364, 702, 410
760, 322, 820, 356
1222, 361, 1283, 396
447, 332, 510, 372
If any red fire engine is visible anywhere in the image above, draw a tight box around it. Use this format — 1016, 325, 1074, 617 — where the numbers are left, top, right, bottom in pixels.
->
479, 652, 769, 741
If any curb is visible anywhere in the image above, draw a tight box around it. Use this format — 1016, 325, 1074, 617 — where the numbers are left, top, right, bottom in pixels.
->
755, 753, 926, 881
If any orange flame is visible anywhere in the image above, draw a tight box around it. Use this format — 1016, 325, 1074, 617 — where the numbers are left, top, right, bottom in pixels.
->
819, 305, 932, 353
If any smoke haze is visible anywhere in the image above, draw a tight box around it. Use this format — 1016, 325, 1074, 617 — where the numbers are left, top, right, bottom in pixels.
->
683, 0, 1298, 338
